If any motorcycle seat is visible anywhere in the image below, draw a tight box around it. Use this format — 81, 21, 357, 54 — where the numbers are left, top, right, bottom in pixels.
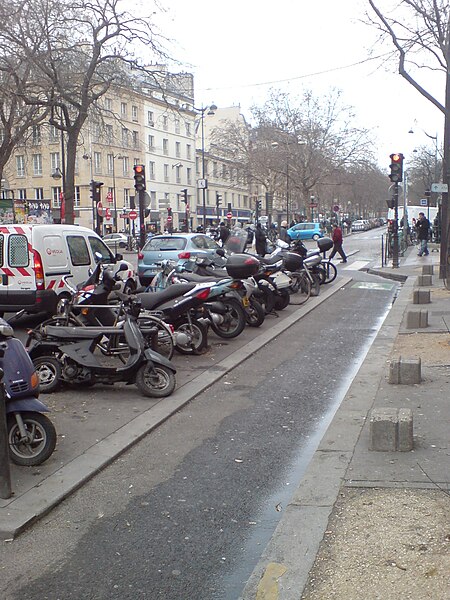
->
176, 272, 231, 283
137, 283, 196, 310
257, 255, 283, 266
43, 325, 119, 339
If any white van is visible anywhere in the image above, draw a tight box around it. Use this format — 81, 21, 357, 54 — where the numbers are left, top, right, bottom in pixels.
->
0, 224, 136, 315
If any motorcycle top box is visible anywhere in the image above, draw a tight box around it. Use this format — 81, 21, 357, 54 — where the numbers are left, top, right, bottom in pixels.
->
317, 237, 333, 253
282, 252, 304, 271
225, 254, 260, 279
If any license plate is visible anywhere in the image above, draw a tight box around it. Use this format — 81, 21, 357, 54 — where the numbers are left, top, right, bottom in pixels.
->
242, 297, 249, 307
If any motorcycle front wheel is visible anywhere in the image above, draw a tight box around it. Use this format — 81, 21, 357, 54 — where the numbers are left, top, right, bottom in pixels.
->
273, 289, 290, 310
209, 298, 246, 338
33, 355, 62, 393
8, 412, 57, 466
135, 363, 176, 398
245, 298, 265, 327
289, 273, 311, 305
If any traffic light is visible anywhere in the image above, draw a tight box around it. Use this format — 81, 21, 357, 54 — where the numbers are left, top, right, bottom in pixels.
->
90, 180, 103, 203
389, 153, 404, 183
133, 164, 146, 192
216, 192, 222, 206
181, 189, 188, 204
257, 199, 262, 210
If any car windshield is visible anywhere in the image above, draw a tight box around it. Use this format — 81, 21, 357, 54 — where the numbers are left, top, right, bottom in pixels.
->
143, 237, 187, 251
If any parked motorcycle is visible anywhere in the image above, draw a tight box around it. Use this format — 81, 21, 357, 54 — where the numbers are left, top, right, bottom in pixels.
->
0, 318, 57, 465
27, 297, 177, 398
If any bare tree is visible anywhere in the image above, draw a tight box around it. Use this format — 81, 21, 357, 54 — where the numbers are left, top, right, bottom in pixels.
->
367, 0, 450, 279
0, 0, 171, 223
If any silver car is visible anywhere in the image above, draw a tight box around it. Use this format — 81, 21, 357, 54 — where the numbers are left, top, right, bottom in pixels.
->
102, 233, 129, 251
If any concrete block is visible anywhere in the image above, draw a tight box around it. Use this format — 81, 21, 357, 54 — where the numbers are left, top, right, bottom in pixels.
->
418, 274, 433, 286
405, 308, 428, 329
369, 407, 413, 452
412, 289, 431, 304
398, 408, 414, 451
389, 356, 421, 384
422, 265, 434, 275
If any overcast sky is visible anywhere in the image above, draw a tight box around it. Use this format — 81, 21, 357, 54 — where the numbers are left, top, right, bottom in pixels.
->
153, 0, 444, 170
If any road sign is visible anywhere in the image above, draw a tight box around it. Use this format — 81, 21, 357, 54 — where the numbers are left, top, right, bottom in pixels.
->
106, 191, 113, 203
431, 183, 448, 193
167, 215, 173, 223
197, 178, 208, 189
226, 211, 232, 219
310, 202, 318, 208
105, 207, 111, 220
97, 201, 103, 217
333, 204, 340, 212
420, 198, 428, 206
128, 210, 137, 220
119, 213, 128, 219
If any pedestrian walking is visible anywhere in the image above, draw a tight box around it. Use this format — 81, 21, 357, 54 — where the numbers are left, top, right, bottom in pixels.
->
279, 220, 291, 244
416, 212, 431, 256
218, 222, 230, 246
329, 223, 347, 262
254, 223, 267, 256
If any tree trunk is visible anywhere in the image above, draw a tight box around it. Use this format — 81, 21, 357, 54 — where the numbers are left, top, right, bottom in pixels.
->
439, 43, 450, 280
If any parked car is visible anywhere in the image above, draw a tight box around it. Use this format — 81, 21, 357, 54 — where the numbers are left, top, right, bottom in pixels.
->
138, 233, 225, 286
287, 222, 324, 241
351, 220, 366, 232
102, 232, 129, 250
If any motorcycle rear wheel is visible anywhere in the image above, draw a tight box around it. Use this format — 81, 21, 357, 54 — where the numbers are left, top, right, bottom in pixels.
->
33, 355, 62, 393
274, 289, 291, 310
135, 364, 176, 398
245, 298, 265, 327
174, 318, 208, 355
210, 298, 246, 338
7, 412, 57, 466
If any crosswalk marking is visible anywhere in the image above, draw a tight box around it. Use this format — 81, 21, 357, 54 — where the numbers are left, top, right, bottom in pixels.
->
339, 260, 370, 270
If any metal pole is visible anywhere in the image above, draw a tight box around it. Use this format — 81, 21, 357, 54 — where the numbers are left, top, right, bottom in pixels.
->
201, 109, 206, 232
392, 183, 399, 268
286, 161, 289, 224
0, 368, 12, 499
112, 156, 117, 233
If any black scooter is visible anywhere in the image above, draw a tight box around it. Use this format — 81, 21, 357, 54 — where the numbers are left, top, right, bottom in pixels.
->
27, 295, 177, 398
0, 319, 57, 465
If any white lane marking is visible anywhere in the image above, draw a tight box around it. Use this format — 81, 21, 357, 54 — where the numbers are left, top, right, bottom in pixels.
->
340, 260, 370, 270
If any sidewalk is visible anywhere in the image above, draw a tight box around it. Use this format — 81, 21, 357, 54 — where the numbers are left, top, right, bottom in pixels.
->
241, 247, 450, 599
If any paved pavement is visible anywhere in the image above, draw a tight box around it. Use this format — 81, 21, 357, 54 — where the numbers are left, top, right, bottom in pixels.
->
240, 246, 450, 600
0, 270, 351, 540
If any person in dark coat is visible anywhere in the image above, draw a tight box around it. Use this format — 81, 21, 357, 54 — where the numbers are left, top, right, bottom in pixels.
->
329, 223, 347, 262
219, 222, 230, 246
254, 223, 267, 256
279, 220, 291, 244
416, 212, 431, 256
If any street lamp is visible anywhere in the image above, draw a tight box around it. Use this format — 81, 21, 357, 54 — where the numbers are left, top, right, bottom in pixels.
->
111, 154, 124, 233
194, 104, 217, 231
271, 137, 306, 224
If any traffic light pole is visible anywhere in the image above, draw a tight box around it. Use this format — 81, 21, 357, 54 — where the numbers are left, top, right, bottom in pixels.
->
392, 183, 399, 269
138, 189, 146, 249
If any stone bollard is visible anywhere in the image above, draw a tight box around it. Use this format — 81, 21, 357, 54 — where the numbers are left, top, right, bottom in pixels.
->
389, 356, 421, 384
413, 289, 431, 304
422, 265, 434, 275
417, 274, 433, 286
369, 407, 413, 452
405, 309, 428, 329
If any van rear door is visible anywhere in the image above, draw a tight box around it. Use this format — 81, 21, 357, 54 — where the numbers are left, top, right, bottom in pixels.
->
0, 228, 36, 310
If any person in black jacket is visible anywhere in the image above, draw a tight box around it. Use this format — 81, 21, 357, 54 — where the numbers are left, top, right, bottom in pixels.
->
254, 223, 267, 256
416, 212, 430, 256
279, 220, 291, 244
219, 222, 230, 246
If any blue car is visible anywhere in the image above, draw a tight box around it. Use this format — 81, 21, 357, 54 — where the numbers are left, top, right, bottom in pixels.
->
287, 222, 324, 241
138, 233, 224, 286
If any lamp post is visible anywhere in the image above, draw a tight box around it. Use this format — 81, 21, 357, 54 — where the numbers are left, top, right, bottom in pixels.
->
271, 137, 306, 224
195, 104, 217, 231
111, 154, 123, 233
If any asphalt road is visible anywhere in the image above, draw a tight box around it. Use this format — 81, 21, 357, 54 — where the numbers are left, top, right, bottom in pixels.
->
0, 229, 396, 600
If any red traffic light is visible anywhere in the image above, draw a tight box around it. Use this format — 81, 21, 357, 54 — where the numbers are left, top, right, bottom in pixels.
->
391, 153, 402, 163
389, 152, 404, 183
133, 164, 146, 192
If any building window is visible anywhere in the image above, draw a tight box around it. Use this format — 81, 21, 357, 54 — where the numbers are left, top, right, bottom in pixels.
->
163, 139, 169, 155
213, 161, 218, 177
17, 189, 27, 199
148, 135, 154, 151
163, 115, 168, 131
74, 186, 80, 208
123, 188, 130, 208
186, 144, 191, 160
187, 167, 192, 185
175, 165, 181, 184
147, 111, 154, 126
164, 164, 169, 182
93, 152, 102, 174
132, 131, 139, 149
52, 187, 62, 208
196, 156, 201, 175
107, 154, 114, 175
34, 188, 44, 200
105, 124, 113, 144
122, 156, 129, 176
185, 122, 191, 136
175, 119, 180, 133
49, 125, 59, 143
175, 142, 181, 158
149, 161, 155, 180
32, 154, 42, 176
122, 128, 128, 147
16, 155, 25, 177
105, 97, 112, 111
121, 102, 127, 117
132, 105, 138, 121
32, 126, 41, 145
50, 152, 61, 174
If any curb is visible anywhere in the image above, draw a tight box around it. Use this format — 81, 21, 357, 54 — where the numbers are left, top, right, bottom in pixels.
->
239, 274, 414, 599
0, 277, 351, 540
